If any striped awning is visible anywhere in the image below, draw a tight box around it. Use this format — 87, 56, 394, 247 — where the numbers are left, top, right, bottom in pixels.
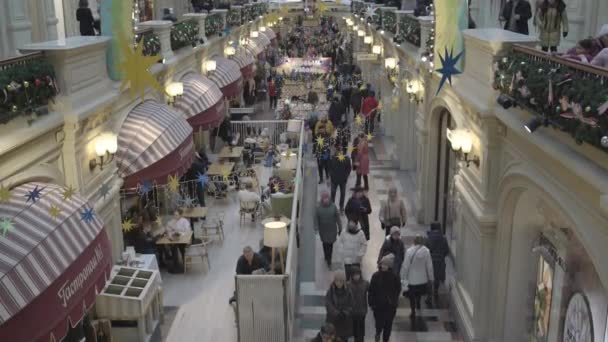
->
254, 33, 271, 48
209, 57, 243, 99
0, 182, 112, 342
174, 73, 225, 130
262, 28, 276, 40
116, 100, 194, 188
232, 48, 255, 79
244, 39, 264, 57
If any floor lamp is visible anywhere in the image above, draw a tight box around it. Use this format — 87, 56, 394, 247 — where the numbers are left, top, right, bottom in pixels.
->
264, 221, 288, 274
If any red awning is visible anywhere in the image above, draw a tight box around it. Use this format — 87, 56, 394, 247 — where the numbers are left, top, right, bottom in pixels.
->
174, 73, 225, 131
0, 182, 112, 342
208, 57, 243, 100
116, 100, 195, 188
232, 49, 255, 80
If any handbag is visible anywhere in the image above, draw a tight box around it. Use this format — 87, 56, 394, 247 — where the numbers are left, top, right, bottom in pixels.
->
385, 201, 402, 227
402, 246, 422, 297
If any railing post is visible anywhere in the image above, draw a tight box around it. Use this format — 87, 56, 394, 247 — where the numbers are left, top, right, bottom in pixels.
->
211, 9, 228, 33
418, 16, 434, 58
183, 13, 207, 44
138, 20, 174, 62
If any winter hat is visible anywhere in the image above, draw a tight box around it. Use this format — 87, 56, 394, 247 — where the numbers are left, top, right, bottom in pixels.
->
350, 265, 362, 278
333, 270, 346, 282
379, 253, 395, 268
390, 226, 401, 235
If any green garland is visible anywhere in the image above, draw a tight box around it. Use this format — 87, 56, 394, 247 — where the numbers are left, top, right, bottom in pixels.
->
137, 31, 161, 57
242, 6, 252, 23
493, 51, 608, 150
170, 20, 199, 50
382, 10, 397, 34
205, 13, 223, 37
227, 8, 241, 27
372, 10, 382, 29
353, 2, 365, 16
0, 56, 58, 123
394, 14, 420, 47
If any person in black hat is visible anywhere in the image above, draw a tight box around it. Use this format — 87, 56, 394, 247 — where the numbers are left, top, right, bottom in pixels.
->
344, 187, 372, 240
329, 143, 351, 212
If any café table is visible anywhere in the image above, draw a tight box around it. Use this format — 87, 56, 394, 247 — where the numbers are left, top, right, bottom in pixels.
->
218, 146, 244, 160
156, 231, 193, 273
181, 206, 208, 219
207, 161, 235, 176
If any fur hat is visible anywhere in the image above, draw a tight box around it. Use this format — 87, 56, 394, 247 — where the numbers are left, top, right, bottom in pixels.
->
379, 253, 395, 268
390, 226, 401, 235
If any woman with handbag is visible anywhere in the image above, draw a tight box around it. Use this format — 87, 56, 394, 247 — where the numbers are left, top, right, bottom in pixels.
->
379, 187, 407, 237
402, 235, 434, 318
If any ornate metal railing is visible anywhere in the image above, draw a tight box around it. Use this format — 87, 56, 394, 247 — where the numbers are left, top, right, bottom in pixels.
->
205, 12, 223, 37
394, 13, 420, 47
382, 9, 397, 34
135, 28, 161, 56
170, 19, 199, 50
227, 7, 241, 27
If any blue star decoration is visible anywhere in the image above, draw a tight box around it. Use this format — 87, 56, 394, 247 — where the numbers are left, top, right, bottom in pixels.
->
0, 217, 14, 237
196, 172, 209, 188
99, 182, 111, 199
436, 47, 464, 96
24, 185, 45, 203
81, 207, 95, 223
137, 180, 153, 197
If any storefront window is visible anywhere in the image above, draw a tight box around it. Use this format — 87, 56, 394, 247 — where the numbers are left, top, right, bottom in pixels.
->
532, 256, 554, 342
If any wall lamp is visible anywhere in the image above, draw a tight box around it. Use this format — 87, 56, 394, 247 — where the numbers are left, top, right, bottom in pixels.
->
204, 60, 217, 75
224, 46, 236, 57
357, 29, 365, 37
405, 79, 423, 104
372, 45, 382, 55
352, 25, 358, 31
165, 82, 184, 105
250, 30, 259, 38
446, 128, 480, 167
385, 57, 398, 85
364, 35, 373, 44
90, 133, 118, 171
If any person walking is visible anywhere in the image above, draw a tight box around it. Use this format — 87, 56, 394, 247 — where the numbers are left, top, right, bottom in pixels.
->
76, 0, 96, 36
379, 187, 407, 237
312, 323, 338, 342
329, 144, 351, 212
348, 267, 369, 342
338, 221, 367, 280
315, 192, 343, 267
345, 187, 372, 241
314, 125, 333, 185
355, 134, 370, 191
329, 96, 346, 128
403, 235, 434, 318
268, 77, 278, 109
368, 255, 401, 342
350, 82, 364, 117
500, 0, 533, 35
325, 270, 354, 341
425, 222, 449, 305
378, 227, 405, 276
361, 91, 379, 135
535, 0, 568, 52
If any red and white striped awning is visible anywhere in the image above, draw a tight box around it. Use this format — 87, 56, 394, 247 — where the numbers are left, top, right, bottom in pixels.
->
208, 57, 243, 99
244, 39, 264, 57
0, 182, 112, 342
232, 48, 255, 79
261, 28, 276, 40
174, 73, 225, 131
116, 100, 194, 188
254, 33, 271, 48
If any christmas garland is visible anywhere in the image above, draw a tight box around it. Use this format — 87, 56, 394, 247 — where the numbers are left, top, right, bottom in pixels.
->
382, 9, 397, 34
394, 14, 420, 47
205, 13, 223, 37
137, 31, 161, 57
227, 8, 241, 27
493, 51, 608, 150
0, 56, 58, 124
372, 10, 382, 29
242, 6, 252, 23
252, 3, 266, 18
353, 2, 365, 16
170, 20, 199, 50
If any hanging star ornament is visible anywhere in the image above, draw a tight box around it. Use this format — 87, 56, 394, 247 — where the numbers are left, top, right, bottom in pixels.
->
167, 174, 180, 193
0, 185, 11, 203
0, 217, 14, 237
364, 6, 377, 20
117, 34, 164, 102
337, 152, 346, 162
222, 169, 232, 182
196, 172, 209, 188
347, 145, 356, 154
48, 205, 62, 220
316, 136, 325, 147
367, 133, 374, 141
63, 185, 76, 201
81, 207, 95, 223
355, 115, 364, 127
137, 181, 153, 197
436, 47, 463, 96
122, 219, 134, 233
317, 3, 328, 14
98, 182, 111, 199
25, 185, 44, 203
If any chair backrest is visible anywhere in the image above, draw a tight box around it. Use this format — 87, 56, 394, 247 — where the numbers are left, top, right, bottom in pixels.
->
240, 200, 259, 210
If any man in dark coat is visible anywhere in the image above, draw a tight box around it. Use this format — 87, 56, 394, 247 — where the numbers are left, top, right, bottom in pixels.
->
329, 144, 351, 212
312, 323, 339, 342
377, 227, 405, 276
426, 222, 449, 303
350, 83, 364, 117
229, 246, 269, 303
328, 96, 345, 128
348, 266, 369, 342
500, 0, 533, 35
368, 255, 401, 342
345, 187, 372, 240
325, 270, 354, 341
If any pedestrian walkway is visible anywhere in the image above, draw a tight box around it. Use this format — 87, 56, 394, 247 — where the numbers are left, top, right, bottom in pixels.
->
293, 136, 463, 341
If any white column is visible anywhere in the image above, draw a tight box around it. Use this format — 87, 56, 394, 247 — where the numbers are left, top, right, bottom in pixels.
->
44, 0, 59, 40
418, 16, 434, 57
6, 0, 33, 57
183, 13, 207, 43
138, 20, 175, 62
62, 0, 79, 37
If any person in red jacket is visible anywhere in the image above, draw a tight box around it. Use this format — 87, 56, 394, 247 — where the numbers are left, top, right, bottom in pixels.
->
361, 91, 379, 135
268, 77, 278, 109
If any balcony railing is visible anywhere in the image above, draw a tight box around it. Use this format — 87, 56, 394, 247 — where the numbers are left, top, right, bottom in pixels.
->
135, 28, 161, 57
0, 52, 57, 124
227, 7, 241, 27
242, 4, 253, 23
382, 9, 397, 34
170, 19, 199, 50
493, 44, 608, 152
205, 12, 224, 38
395, 13, 421, 47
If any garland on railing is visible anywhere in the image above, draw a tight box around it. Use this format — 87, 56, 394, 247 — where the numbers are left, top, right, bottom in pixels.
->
420, 4, 435, 71
242, 6, 252, 23
227, 8, 241, 27
493, 51, 608, 151
372, 10, 382, 29
353, 1, 365, 16
136, 31, 161, 57
170, 20, 199, 50
382, 10, 397, 34
394, 14, 420, 47
205, 13, 223, 37
0, 56, 58, 124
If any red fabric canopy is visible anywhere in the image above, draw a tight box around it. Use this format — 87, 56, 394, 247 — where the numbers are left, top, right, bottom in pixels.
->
186, 99, 225, 131
221, 79, 243, 100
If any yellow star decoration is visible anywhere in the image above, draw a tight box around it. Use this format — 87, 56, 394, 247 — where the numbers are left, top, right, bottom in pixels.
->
122, 219, 134, 233
279, 6, 289, 17
316, 136, 325, 147
117, 34, 164, 102
355, 115, 364, 126
222, 169, 231, 182
62, 185, 76, 201
347, 145, 356, 154
273, 183, 280, 192
0, 184, 11, 203
155, 215, 163, 226
337, 152, 346, 162
167, 174, 180, 193
367, 133, 374, 141
48, 205, 62, 220
318, 3, 328, 14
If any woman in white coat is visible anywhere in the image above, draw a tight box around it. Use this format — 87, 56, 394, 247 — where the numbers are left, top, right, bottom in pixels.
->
402, 235, 434, 317
338, 221, 368, 280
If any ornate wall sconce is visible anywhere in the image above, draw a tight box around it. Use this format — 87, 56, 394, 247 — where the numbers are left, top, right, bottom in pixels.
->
90, 133, 118, 171
364, 35, 373, 44
224, 46, 236, 57
165, 82, 184, 105
446, 128, 480, 167
405, 79, 423, 104
250, 30, 259, 38
372, 45, 382, 55
357, 30, 365, 37
384, 57, 398, 85
204, 60, 217, 75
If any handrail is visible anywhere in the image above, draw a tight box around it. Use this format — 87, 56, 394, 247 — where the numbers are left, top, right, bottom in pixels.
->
285, 121, 304, 275
0, 52, 44, 67
513, 44, 608, 77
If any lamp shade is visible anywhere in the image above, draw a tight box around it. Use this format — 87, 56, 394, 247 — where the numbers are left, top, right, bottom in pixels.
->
264, 221, 288, 248
166, 82, 184, 97
205, 60, 217, 72
352, 25, 358, 31
357, 30, 365, 37
287, 119, 302, 133
372, 45, 382, 54
460, 131, 473, 153
364, 36, 373, 44
250, 31, 259, 38
224, 46, 236, 56
260, 26, 266, 32
384, 57, 396, 69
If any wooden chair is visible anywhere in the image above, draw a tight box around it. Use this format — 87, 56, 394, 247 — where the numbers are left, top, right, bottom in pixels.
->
201, 211, 225, 241
239, 200, 260, 225
184, 240, 211, 272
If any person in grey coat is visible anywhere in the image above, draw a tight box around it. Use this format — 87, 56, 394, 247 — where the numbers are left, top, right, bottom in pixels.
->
315, 191, 343, 267
325, 270, 354, 341
348, 266, 369, 342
